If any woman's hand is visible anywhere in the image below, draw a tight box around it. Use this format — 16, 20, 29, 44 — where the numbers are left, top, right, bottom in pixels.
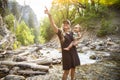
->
44, 6, 58, 33
44, 7, 50, 15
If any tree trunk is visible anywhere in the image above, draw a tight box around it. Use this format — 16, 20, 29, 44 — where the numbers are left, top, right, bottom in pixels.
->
26, 57, 53, 65
17, 70, 47, 76
0, 61, 49, 71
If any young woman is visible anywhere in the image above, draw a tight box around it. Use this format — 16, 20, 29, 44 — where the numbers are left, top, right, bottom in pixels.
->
44, 7, 80, 80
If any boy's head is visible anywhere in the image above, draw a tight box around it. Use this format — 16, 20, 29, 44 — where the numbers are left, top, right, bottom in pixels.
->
74, 24, 81, 32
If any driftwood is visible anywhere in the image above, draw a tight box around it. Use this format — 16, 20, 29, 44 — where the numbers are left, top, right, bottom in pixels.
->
17, 46, 42, 56
0, 61, 49, 71
0, 67, 9, 73
13, 55, 61, 65
26, 57, 53, 65
17, 70, 47, 76
0, 67, 9, 78
18, 47, 38, 56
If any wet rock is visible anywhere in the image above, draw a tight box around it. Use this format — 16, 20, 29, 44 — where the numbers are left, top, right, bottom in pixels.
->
13, 56, 27, 62
0, 67, 9, 78
95, 45, 105, 51
89, 55, 97, 60
4, 75, 25, 80
9, 67, 20, 74
81, 46, 90, 52
107, 44, 120, 52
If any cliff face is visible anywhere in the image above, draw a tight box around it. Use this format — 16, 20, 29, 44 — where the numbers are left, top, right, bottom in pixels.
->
8, 1, 38, 27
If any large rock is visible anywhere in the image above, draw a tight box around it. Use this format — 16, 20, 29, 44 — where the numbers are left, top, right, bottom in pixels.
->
4, 75, 25, 80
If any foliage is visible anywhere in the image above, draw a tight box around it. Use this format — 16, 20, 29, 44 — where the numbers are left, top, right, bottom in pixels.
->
40, 18, 54, 42
74, 2, 110, 30
11, 0, 20, 20
28, 11, 35, 28
15, 21, 34, 46
39, 36, 46, 44
13, 41, 21, 49
0, 0, 8, 17
97, 19, 116, 37
4, 14, 15, 32
99, 0, 119, 5
41, 0, 120, 41
34, 27, 41, 43
28, 11, 40, 44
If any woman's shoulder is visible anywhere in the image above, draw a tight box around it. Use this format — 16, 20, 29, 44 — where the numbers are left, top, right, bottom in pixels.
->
56, 28, 63, 36
57, 28, 62, 34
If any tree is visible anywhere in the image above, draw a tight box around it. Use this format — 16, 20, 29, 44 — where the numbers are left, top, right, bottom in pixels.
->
0, 0, 8, 16
40, 18, 54, 42
15, 21, 34, 46
28, 11, 35, 29
4, 14, 15, 32
11, 0, 20, 20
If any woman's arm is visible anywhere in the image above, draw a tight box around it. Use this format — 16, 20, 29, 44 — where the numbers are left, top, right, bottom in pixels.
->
44, 7, 58, 33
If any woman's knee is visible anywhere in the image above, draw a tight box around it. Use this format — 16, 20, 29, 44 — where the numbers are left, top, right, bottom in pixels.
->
64, 70, 69, 75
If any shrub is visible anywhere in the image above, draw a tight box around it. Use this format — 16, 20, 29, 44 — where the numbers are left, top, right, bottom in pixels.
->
97, 19, 115, 37
4, 14, 15, 32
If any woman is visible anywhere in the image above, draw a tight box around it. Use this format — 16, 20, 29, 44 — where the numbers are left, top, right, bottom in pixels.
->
44, 7, 80, 80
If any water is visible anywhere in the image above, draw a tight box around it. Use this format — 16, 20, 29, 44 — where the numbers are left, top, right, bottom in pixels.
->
78, 51, 96, 65
40, 48, 97, 65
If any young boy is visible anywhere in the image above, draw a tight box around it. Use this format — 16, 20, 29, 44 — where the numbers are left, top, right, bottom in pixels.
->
64, 24, 81, 50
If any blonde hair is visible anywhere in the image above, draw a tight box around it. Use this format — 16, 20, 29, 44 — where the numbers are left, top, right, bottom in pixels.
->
73, 24, 81, 32
60, 23, 72, 43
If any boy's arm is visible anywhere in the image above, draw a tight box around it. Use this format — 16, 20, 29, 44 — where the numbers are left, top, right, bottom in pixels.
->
76, 32, 82, 40
73, 32, 82, 46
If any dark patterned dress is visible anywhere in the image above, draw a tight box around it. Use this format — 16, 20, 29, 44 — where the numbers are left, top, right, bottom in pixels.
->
57, 29, 80, 70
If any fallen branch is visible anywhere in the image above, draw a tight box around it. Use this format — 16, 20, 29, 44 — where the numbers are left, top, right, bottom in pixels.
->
26, 57, 53, 65
0, 61, 49, 71
17, 70, 47, 76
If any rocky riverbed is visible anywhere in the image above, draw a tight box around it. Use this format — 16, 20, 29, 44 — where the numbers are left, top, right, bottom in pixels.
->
0, 35, 120, 80
26, 36, 120, 80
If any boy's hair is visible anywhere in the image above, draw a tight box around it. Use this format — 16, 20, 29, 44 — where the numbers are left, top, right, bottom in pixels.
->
74, 24, 81, 31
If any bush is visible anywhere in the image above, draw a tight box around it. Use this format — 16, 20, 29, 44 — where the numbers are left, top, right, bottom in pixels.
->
13, 41, 21, 49
97, 19, 115, 37
15, 21, 34, 45
4, 14, 15, 32
40, 18, 54, 42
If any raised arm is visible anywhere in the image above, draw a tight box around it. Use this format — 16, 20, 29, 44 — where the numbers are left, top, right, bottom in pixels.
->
44, 7, 58, 33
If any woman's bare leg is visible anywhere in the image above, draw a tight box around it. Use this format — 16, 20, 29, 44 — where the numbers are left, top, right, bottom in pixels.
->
62, 70, 70, 80
70, 68, 75, 80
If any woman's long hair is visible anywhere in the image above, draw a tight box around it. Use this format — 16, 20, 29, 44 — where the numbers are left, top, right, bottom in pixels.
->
60, 24, 71, 43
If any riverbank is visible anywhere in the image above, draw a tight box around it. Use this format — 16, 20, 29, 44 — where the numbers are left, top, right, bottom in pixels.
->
0, 34, 120, 80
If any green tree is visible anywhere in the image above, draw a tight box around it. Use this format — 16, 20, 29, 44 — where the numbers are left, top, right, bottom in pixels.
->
4, 14, 15, 32
15, 21, 34, 45
40, 18, 54, 42
11, 0, 20, 20
34, 27, 41, 43
28, 11, 35, 28
0, 0, 8, 17
40, 0, 120, 41
28, 11, 40, 43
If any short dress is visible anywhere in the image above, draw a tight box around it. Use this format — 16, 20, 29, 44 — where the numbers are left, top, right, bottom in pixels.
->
57, 29, 80, 70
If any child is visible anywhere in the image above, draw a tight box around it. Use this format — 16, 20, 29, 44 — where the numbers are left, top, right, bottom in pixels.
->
64, 24, 81, 51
